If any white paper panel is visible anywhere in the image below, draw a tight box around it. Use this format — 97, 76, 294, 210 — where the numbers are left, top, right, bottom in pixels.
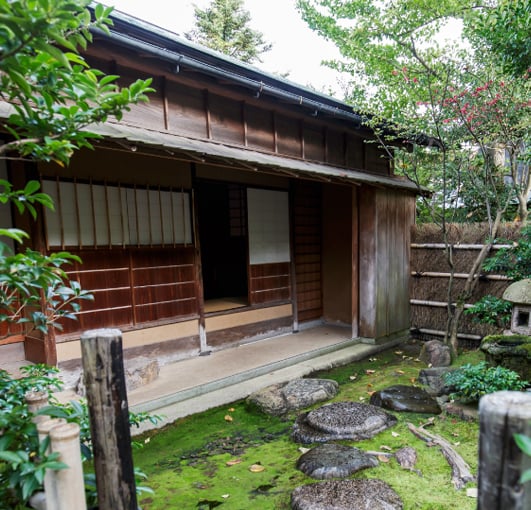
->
247, 188, 290, 264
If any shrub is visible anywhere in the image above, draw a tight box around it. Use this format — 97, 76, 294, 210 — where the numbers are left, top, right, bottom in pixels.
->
443, 361, 528, 402
0, 365, 159, 508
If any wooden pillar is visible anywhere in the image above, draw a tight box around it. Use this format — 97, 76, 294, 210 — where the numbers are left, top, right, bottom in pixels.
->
478, 391, 531, 509
81, 328, 137, 510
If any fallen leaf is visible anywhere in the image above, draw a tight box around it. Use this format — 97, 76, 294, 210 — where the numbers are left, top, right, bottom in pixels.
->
409, 377, 417, 384
391, 431, 400, 437
359, 396, 366, 401
366, 369, 376, 375
221, 494, 230, 499
369, 357, 378, 362
228, 408, 235, 412
380, 445, 393, 451
226, 459, 242, 466
249, 464, 265, 473
367, 391, 375, 396
224, 415, 233, 422
452, 432, 459, 437
394, 351, 403, 355
395, 370, 405, 375
349, 375, 357, 380
414, 358, 421, 362
298, 447, 310, 454
366, 383, 373, 388
454, 442, 461, 446
378, 455, 390, 462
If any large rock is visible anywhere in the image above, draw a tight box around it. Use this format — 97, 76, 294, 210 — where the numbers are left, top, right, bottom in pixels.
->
419, 340, 452, 367
296, 443, 378, 479
370, 385, 441, 414
292, 401, 397, 444
418, 366, 456, 396
291, 479, 403, 510
75, 356, 159, 395
247, 378, 339, 416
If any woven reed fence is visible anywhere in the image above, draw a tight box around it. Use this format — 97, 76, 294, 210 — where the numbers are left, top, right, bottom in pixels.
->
410, 223, 522, 347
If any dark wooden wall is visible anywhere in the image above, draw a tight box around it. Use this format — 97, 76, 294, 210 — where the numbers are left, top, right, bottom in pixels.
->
292, 181, 323, 323
85, 44, 390, 177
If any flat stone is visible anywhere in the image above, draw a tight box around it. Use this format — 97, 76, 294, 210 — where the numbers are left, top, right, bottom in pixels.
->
296, 443, 378, 479
291, 479, 403, 510
419, 340, 452, 367
395, 447, 418, 470
370, 385, 441, 414
247, 378, 339, 416
292, 402, 397, 444
125, 356, 160, 391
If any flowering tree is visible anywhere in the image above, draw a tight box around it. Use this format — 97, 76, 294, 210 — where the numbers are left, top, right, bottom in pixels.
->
297, 0, 530, 356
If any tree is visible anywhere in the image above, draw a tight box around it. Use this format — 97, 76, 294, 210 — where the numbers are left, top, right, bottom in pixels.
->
185, 0, 272, 63
0, 0, 153, 339
297, 0, 530, 357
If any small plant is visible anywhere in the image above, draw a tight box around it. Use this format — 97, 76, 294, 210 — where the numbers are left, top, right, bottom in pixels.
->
0, 365, 161, 507
514, 433, 531, 484
443, 361, 528, 403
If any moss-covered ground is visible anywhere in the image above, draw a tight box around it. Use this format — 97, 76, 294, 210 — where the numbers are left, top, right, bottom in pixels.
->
134, 341, 485, 509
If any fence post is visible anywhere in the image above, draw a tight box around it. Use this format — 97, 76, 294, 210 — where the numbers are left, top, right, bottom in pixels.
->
478, 391, 531, 509
49, 423, 87, 510
80, 328, 137, 510
36, 418, 66, 508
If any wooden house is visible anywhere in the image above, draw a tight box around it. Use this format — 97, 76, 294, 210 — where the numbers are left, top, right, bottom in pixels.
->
0, 10, 417, 368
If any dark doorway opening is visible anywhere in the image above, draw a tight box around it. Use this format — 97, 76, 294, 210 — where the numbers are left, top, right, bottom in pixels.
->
196, 180, 248, 312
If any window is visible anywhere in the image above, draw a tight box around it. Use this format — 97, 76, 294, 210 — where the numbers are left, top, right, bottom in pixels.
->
42, 179, 192, 248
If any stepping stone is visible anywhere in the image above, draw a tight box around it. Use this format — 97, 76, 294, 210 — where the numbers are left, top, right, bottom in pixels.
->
369, 385, 441, 414
296, 443, 378, 479
292, 401, 397, 444
247, 378, 339, 416
291, 478, 403, 510
419, 340, 451, 367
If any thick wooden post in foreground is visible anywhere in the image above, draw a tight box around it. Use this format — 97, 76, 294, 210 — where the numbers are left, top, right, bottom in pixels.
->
478, 391, 531, 509
81, 328, 137, 510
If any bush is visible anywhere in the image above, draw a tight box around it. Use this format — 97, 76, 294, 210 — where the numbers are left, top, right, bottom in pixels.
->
443, 361, 528, 403
0, 365, 159, 508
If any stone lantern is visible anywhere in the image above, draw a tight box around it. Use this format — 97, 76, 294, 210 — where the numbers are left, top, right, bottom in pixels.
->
503, 279, 531, 335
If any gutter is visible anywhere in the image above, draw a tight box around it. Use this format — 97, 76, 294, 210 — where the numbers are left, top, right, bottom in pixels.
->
93, 27, 366, 128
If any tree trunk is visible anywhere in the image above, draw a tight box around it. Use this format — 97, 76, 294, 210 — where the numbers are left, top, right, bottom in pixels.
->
447, 210, 503, 354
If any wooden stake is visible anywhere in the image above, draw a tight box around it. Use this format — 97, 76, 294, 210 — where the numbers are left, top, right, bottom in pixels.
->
81, 328, 137, 510
478, 391, 531, 509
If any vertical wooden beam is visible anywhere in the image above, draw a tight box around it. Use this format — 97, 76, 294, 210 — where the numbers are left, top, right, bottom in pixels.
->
300, 119, 305, 159
190, 165, 208, 352
241, 101, 248, 147
289, 180, 299, 332
351, 186, 359, 338
358, 186, 377, 339
204, 89, 212, 140
273, 111, 278, 154
478, 391, 531, 509
81, 328, 138, 510
161, 75, 170, 131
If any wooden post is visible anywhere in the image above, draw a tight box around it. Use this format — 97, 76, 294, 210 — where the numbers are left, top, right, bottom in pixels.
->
80, 328, 137, 510
25, 390, 48, 421
49, 423, 87, 510
37, 418, 66, 507
478, 391, 531, 509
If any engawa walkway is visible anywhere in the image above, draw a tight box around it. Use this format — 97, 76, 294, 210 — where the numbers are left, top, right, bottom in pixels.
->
119, 325, 404, 433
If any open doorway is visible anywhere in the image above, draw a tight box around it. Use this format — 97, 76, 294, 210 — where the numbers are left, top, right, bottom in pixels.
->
196, 180, 248, 312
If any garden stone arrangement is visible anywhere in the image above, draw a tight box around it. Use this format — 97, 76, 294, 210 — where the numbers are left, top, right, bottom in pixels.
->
291, 478, 403, 510
369, 384, 442, 414
246, 378, 339, 416
290, 401, 403, 508
291, 401, 398, 444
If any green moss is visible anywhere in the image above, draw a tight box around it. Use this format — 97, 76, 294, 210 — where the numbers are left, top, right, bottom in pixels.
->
134, 342, 479, 510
